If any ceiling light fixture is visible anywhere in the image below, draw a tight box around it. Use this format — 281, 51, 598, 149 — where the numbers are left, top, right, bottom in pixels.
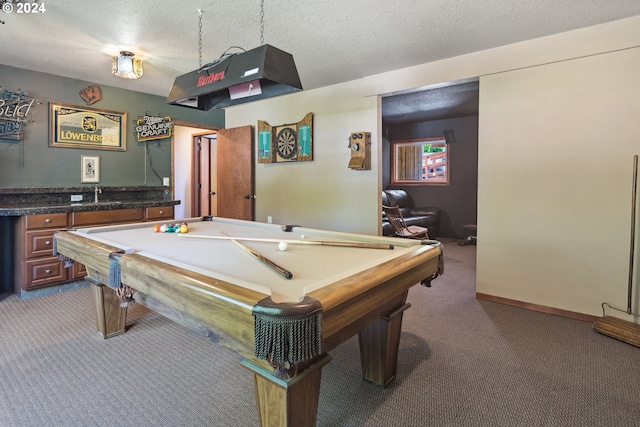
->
112, 51, 143, 79
167, 3, 302, 110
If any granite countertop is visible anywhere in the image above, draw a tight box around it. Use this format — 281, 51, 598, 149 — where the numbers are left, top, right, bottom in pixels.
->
0, 199, 180, 216
0, 185, 166, 195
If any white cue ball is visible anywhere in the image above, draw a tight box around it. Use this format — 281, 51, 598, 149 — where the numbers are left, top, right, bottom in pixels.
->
278, 241, 288, 251
300, 234, 305, 239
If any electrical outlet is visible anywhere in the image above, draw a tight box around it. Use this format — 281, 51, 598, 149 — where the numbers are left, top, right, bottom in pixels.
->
71, 194, 83, 202
163, 177, 170, 186
267, 216, 272, 224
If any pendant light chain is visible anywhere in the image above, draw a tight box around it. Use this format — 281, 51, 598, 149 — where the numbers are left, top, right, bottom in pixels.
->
198, 9, 203, 68
260, 0, 264, 45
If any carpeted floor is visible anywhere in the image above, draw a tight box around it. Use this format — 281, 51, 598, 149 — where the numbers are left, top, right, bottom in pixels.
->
1, 239, 640, 426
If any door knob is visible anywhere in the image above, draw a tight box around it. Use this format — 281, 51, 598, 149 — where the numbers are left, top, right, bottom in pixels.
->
244, 194, 255, 199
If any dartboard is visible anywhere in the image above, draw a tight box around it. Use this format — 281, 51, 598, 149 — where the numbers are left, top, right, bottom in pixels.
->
276, 127, 297, 160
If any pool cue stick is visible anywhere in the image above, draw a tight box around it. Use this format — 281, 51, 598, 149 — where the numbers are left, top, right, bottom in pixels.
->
178, 233, 394, 250
217, 231, 293, 280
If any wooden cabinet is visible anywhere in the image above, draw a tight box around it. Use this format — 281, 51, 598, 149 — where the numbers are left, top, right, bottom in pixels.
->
70, 208, 143, 227
14, 205, 174, 293
145, 205, 174, 221
15, 212, 69, 292
25, 212, 68, 229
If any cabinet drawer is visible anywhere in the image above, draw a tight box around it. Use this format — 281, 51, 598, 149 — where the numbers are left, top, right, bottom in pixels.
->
71, 261, 87, 280
70, 208, 143, 227
145, 206, 174, 220
24, 213, 67, 230
25, 230, 58, 259
25, 257, 67, 289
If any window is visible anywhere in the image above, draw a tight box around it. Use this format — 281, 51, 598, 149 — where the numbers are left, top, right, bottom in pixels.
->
392, 138, 449, 185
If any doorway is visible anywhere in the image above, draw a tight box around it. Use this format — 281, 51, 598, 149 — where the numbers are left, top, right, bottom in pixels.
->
381, 80, 479, 239
173, 124, 255, 221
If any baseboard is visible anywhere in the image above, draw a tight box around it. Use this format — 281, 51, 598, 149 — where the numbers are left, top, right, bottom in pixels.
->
475, 292, 600, 323
19, 280, 90, 300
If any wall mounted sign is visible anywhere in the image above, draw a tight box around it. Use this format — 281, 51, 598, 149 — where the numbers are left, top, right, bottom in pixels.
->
135, 114, 173, 142
81, 155, 100, 183
49, 102, 126, 151
0, 87, 39, 141
257, 113, 313, 163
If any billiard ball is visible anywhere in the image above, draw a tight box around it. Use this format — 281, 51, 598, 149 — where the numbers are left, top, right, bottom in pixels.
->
278, 241, 288, 251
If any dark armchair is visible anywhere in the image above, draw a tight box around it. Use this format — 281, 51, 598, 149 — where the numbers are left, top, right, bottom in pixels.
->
382, 189, 440, 238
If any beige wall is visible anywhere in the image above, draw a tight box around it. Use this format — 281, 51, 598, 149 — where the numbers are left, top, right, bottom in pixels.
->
173, 125, 197, 219
226, 82, 382, 235
226, 15, 640, 317
477, 47, 640, 318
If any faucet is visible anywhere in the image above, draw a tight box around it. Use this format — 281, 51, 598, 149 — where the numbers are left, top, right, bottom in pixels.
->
94, 185, 102, 203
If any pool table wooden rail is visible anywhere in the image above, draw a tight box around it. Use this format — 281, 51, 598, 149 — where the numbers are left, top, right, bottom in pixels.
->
54, 226, 443, 427
55, 231, 269, 360
311, 243, 440, 352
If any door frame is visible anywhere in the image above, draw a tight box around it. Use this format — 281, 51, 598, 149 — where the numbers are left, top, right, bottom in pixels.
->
191, 131, 218, 217
172, 122, 220, 219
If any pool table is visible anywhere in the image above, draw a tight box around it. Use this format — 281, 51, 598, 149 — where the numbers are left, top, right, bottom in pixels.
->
54, 216, 443, 427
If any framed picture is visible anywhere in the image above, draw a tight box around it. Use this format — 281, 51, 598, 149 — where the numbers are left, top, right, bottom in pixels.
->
81, 155, 100, 183
49, 102, 126, 151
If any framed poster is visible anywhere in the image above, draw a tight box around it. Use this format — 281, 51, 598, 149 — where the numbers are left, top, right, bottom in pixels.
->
81, 155, 100, 183
50, 102, 126, 151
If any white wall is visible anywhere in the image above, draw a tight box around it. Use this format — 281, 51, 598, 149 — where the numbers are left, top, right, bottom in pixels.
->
225, 15, 640, 317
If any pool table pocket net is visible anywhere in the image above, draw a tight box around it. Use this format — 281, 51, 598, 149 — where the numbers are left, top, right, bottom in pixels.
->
253, 296, 323, 379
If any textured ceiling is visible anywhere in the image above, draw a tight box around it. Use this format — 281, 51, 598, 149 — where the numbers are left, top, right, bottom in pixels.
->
1, 0, 639, 121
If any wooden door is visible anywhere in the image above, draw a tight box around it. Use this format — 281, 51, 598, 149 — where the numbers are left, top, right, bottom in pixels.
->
197, 135, 218, 216
208, 137, 218, 216
197, 135, 211, 216
216, 126, 254, 220
191, 133, 216, 217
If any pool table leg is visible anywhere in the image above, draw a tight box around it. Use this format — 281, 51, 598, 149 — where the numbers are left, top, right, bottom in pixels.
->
242, 354, 332, 427
88, 277, 127, 338
358, 291, 411, 386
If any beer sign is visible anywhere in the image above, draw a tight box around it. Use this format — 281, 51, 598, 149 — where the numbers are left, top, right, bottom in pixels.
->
0, 87, 38, 141
135, 115, 172, 142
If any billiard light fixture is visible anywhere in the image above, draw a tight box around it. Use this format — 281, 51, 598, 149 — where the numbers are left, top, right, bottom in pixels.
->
167, 6, 301, 110
112, 51, 143, 79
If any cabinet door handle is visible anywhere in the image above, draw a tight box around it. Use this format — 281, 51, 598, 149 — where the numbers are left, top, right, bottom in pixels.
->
45, 241, 51, 246
45, 218, 51, 224
159, 210, 164, 215
45, 269, 51, 274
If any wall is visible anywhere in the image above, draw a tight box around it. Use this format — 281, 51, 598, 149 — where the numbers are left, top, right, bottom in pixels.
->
225, 81, 381, 235
386, 115, 479, 238
477, 47, 640, 318
0, 65, 224, 188
225, 15, 640, 318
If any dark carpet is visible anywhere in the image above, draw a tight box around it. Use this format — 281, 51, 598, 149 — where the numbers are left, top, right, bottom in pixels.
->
1, 239, 639, 426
